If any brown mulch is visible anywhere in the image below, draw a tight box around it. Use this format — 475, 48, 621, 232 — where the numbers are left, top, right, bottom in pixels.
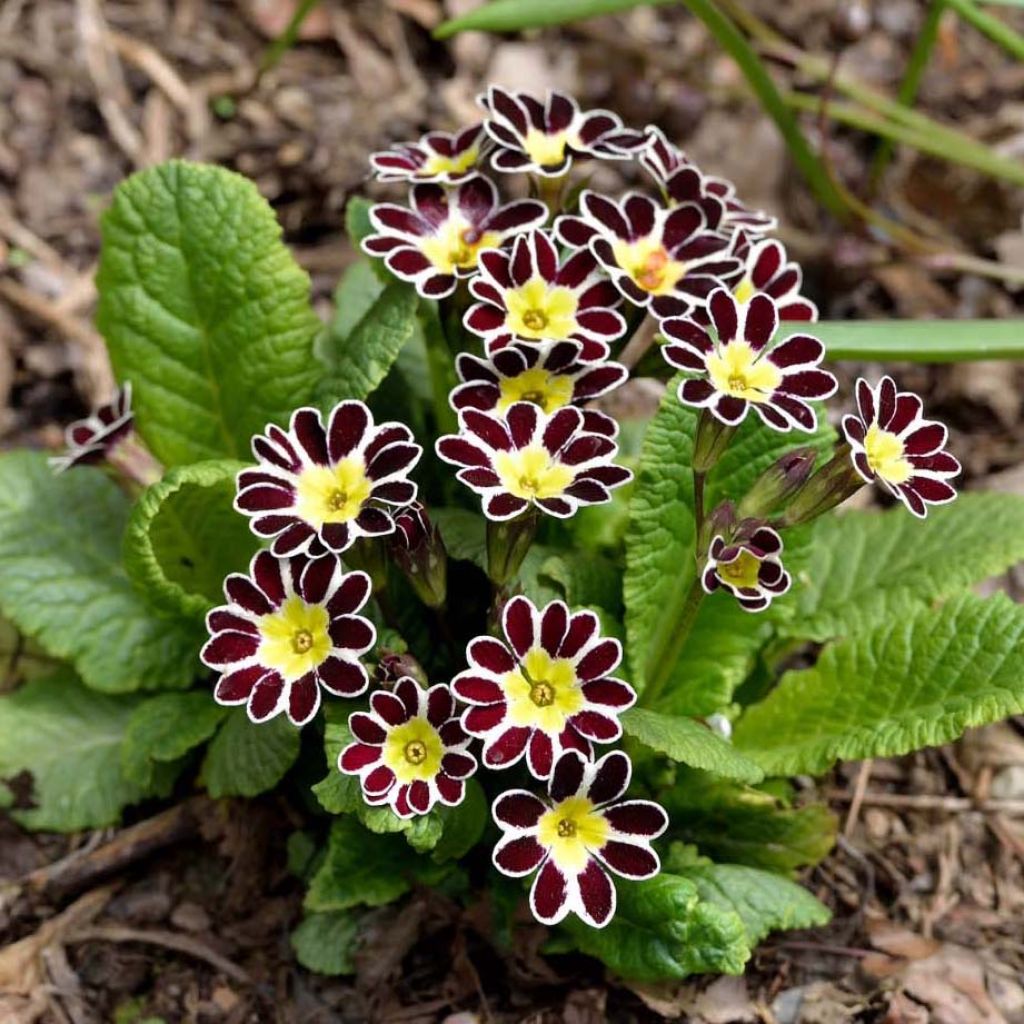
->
2, 1, 1024, 1021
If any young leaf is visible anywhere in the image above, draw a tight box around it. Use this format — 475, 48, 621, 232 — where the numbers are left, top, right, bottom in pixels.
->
735, 592, 1024, 776
0, 452, 203, 693
123, 460, 256, 619
0, 671, 147, 831
201, 709, 301, 798
97, 160, 321, 466
622, 708, 764, 783
291, 911, 360, 976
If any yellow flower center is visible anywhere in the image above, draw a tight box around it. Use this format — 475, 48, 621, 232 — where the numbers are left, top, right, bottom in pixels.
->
294, 457, 373, 528
496, 367, 575, 415
716, 550, 762, 590
611, 237, 688, 295
382, 716, 444, 784
733, 276, 757, 304
522, 128, 571, 167
419, 218, 501, 274
505, 278, 580, 341
421, 144, 480, 178
864, 423, 912, 484
503, 647, 584, 734
493, 445, 575, 501
706, 341, 782, 403
258, 595, 332, 681
537, 795, 610, 873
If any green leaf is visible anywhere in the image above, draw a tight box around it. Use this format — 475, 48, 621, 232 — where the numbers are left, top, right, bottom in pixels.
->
0, 452, 203, 693
312, 715, 363, 814
736, 592, 1024, 776
345, 196, 375, 247
324, 259, 384, 344
122, 692, 228, 789
0, 671, 146, 831
777, 494, 1024, 642
201, 709, 300, 797
97, 159, 321, 466
622, 708, 764, 783
123, 460, 256, 618
291, 911, 360, 976
432, 778, 488, 862
436, 0, 672, 37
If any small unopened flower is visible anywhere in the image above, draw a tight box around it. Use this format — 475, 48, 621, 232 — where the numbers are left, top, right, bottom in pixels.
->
362, 175, 547, 299
452, 341, 626, 436
436, 403, 632, 521
453, 596, 636, 778
339, 677, 477, 817
235, 402, 422, 557
702, 523, 791, 613
842, 376, 960, 518
202, 551, 375, 725
389, 502, 447, 608
465, 230, 626, 361
480, 86, 647, 177
723, 232, 817, 322
50, 383, 134, 473
661, 289, 836, 432
555, 192, 739, 318
491, 749, 667, 928
370, 124, 486, 183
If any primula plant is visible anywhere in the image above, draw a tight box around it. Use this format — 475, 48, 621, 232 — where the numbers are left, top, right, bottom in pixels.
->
3, 88, 1024, 984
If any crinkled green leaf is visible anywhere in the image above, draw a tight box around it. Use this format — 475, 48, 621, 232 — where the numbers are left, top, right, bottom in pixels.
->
0, 671, 146, 831
735, 592, 1024, 776
432, 779, 488, 862
0, 452, 203, 693
201, 709, 300, 797
97, 159, 321, 466
622, 707, 764, 783
123, 460, 256, 618
535, 550, 623, 615
291, 911, 361, 976
776, 494, 1024, 641
434, 507, 488, 566
312, 715, 362, 814
0, 617, 59, 683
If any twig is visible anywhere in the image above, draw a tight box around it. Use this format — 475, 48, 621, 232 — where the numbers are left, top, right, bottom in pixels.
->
843, 759, 874, 837
827, 789, 1024, 815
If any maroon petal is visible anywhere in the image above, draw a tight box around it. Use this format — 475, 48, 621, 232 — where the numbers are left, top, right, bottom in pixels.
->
248, 672, 285, 722
469, 636, 516, 675
581, 678, 635, 710
291, 408, 329, 465
441, 751, 476, 780
326, 401, 370, 462
530, 859, 569, 925
777, 368, 836, 399
328, 570, 372, 616
214, 664, 264, 703
339, 741, 381, 772
503, 595, 536, 659
407, 780, 432, 814
527, 730, 555, 780
575, 639, 621, 681
493, 789, 546, 830
426, 684, 454, 726
576, 858, 615, 927
464, 703, 507, 734
559, 611, 599, 659
586, 750, 631, 805
550, 750, 586, 802
364, 764, 396, 796
708, 289, 739, 343
202, 631, 259, 667
317, 658, 369, 697
572, 710, 621, 742
371, 689, 408, 725
349, 711, 387, 744
604, 800, 669, 838
224, 575, 275, 616
539, 600, 569, 654
598, 840, 659, 880
298, 555, 336, 605
452, 673, 505, 705
903, 422, 946, 456
769, 333, 823, 369
494, 835, 547, 876
288, 675, 320, 726
744, 293, 778, 350
483, 726, 531, 768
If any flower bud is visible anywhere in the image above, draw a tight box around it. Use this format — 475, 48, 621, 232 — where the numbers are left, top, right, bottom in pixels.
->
781, 443, 865, 527
692, 410, 738, 473
486, 510, 538, 586
377, 650, 429, 688
738, 446, 817, 519
389, 502, 448, 608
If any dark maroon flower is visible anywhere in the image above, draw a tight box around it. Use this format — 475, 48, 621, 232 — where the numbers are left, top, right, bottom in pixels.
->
842, 376, 960, 518
235, 401, 422, 557
720, 231, 817, 322
362, 174, 547, 299
339, 677, 477, 818
661, 289, 836, 433
480, 86, 647, 177
491, 750, 667, 928
370, 123, 486, 183
50, 383, 134, 473
452, 596, 636, 779
702, 524, 791, 613
202, 551, 375, 726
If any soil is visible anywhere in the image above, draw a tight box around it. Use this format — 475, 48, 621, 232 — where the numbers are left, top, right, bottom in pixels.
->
1, 1, 1024, 1022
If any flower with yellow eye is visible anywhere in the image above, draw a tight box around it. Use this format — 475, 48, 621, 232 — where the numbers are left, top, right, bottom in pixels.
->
453, 596, 635, 779
480, 86, 647, 177
491, 750, 667, 928
555, 191, 740, 318
235, 401, 422, 556
49, 383, 135, 473
370, 124, 486, 183
362, 175, 547, 299
465, 231, 626, 362
702, 524, 791, 613
202, 551, 375, 726
842, 376, 960, 518
720, 231, 817, 322
435, 403, 632, 522
339, 677, 477, 818
661, 289, 836, 432
451, 341, 627, 437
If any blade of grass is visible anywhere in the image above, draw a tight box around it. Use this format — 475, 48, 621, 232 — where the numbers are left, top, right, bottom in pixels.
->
944, 0, 1024, 58
260, 0, 322, 73
434, 0, 672, 37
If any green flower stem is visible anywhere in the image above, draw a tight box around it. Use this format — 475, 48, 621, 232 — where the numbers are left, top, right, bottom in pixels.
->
486, 510, 539, 586
639, 576, 705, 709
420, 303, 460, 437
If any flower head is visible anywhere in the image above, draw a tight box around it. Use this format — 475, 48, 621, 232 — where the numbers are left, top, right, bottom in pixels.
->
452, 341, 626, 437
339, 677, 477, 817
661, 289, 837, 432
202, 551, 375, 725
723, 232, 817, 321
370, 124, 486, 183
465, 230, 626, 361
491, 749, 667, 928
480, 86, 647, 177
555, 192, 740, 318
842, 376, 960, 518
436, 403, 632, 521
362, 175, 547, 299
702, 523, 791, 612
235, 402, 422, 557
453, 596, 636, 778
50, 383, 134, 473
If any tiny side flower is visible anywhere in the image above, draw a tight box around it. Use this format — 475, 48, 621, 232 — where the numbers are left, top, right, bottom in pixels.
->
842, 376, 960, 518
370, 123, 486, 183
702, 524, 791, 613
339, 677, 477, 817
453, 596, 636, 778
721, 231, 817, 322
49, 383, 134, 473
435, 403, 632, 521
202, 551, 375, 725
492, 749, 668, 928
